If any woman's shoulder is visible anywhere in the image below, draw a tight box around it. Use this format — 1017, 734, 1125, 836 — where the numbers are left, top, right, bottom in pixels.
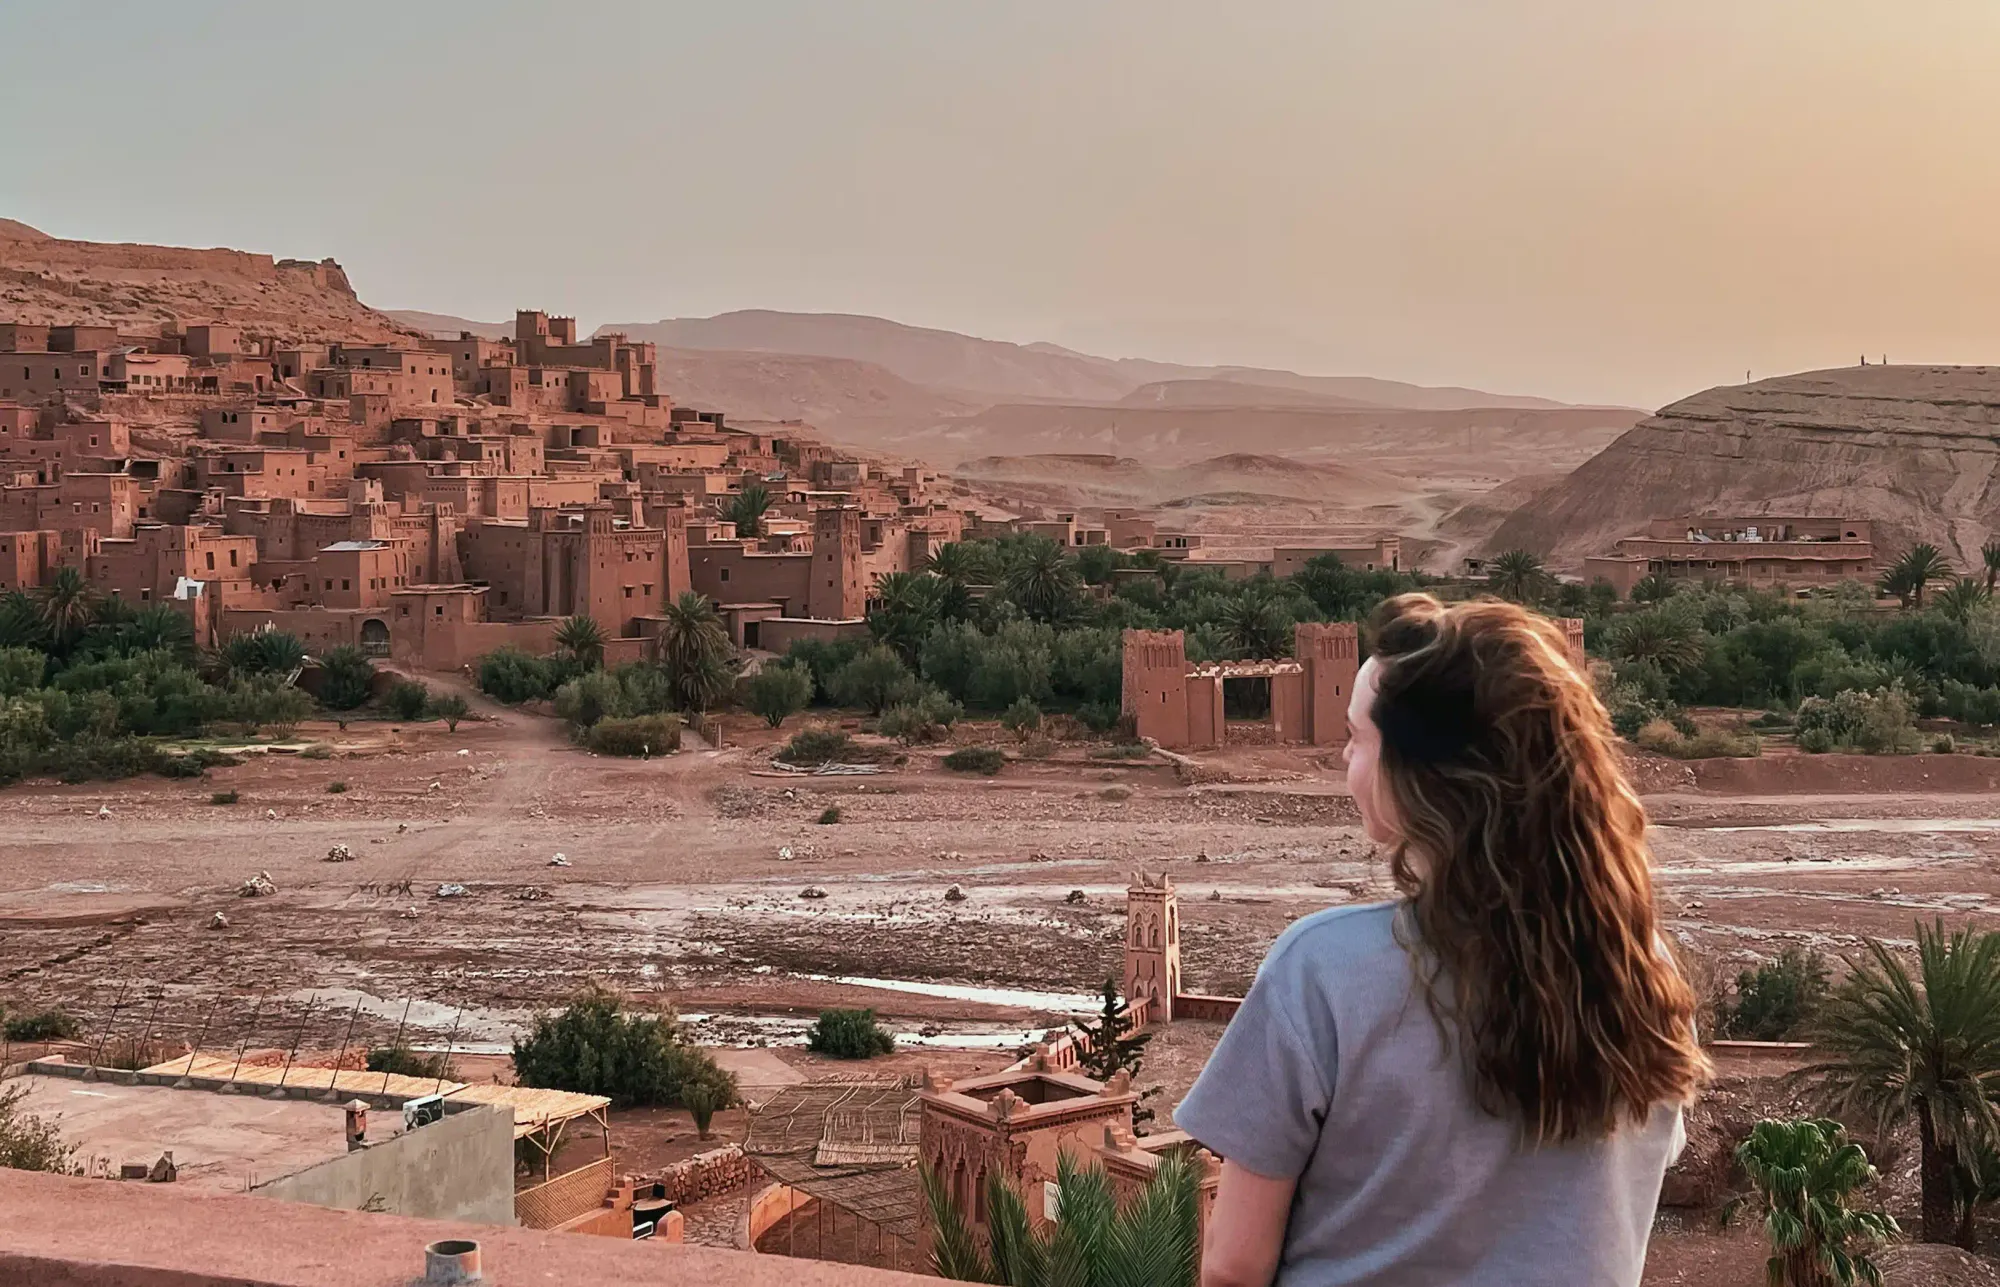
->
1262, 899, 1407, 983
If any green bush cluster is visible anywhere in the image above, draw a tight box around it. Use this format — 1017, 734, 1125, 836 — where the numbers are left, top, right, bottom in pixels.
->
1717, 947, 1830, 1041
2, 1008, 81, 1042
805, 1008, 896, 1059
943, 746, 1007, 774
776, 724, 862, 766
1793, 686, 1921, 755
512, 985, 737, 1111
584, 713, 683, 756
877, 690, 963, 744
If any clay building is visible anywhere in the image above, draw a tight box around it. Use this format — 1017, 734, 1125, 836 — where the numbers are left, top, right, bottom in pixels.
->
687, 507, 864, 639
461, 502, 689, 635
1120, 623, 1360, 751
1583, 516, 1875, 594
87, 523, 260, 607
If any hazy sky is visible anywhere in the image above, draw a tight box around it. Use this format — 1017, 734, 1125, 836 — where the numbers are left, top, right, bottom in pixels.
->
4, 1, 1999, 407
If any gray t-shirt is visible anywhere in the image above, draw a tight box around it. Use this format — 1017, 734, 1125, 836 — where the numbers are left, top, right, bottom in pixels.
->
1175, 901, 1684, 1287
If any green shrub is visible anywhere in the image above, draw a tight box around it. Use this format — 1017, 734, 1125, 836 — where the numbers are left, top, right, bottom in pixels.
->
325, 781, 348, 794
512, 984, 737, 1109
1797, 726, 1836, 754
0, 1084, 78, 1173
477, 647, 555, 704
943, 746, 1007, 774
680, 1078, 732, 1139
299, 743, 333, 760
1794, 686, 1921, 755
209, 790, 239, 805
553, 670, 628, 730
777, 724, 860, 766
317, 645, 375, 711
3, 1009, 81, 1042
1717, 947, 1829, 1041
386, 680, 430, 722
826, 645, 920, 715
1934, 734, 1958, 755
585, 714, 683, 757
805, 1008, 896, 1059
1000, 697, 1043, 740
817, 805, 842, 825
430, 692, 470, 731
741, 664, 815, 728
1634, 720, 1761, 759
365, 1045, 451, 1079
878, 690, 963, 745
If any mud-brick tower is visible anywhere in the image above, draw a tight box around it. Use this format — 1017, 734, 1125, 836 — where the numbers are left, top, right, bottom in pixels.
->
1123, 872, 1182, 1023
1294, 620, 1359, 747
1120, 629, 1190, 747
1560, 617, 1586, 674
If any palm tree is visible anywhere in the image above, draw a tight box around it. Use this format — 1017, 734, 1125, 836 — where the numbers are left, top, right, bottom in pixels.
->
1630, 572, 1678, 604
1886, 544, 1952, 610
553, 614, 607, 670
1488, 550, 1548, 603
1728, 1118, 1897, 1286
1803, 919, 2000, 1245
723, 484, 772, 537
925, 542, 993, 586
1001, 537, 1084, 623
36, 565, 95, 652
1983, 540, 2000, 594
923, 1149, 1200, 1287
1936, 576, 1991, 625
1878, 563, 1922, 610
651, 591, 733, 709
1215, 595, 1292, 660
1605, 610, 1706, 676
869, 571, 948, 661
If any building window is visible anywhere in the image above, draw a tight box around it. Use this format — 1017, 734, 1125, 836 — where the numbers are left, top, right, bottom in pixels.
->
435, 606, 444, 616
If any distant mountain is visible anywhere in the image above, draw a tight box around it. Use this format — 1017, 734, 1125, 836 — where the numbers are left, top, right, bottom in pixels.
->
1118, 378, 1388, 411
387, 309, 511, 340
598, 309, 1590, 412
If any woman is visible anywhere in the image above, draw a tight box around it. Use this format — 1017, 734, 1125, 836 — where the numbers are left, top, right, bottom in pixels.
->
1177, 593, 1706, 1286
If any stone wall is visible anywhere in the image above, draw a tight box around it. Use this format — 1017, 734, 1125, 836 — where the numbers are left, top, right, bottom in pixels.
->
653, 1144, 753, 1205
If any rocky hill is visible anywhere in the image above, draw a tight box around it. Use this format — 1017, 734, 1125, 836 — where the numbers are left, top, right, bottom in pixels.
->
0, 220, 414, 345
1487, 365, 2000, 569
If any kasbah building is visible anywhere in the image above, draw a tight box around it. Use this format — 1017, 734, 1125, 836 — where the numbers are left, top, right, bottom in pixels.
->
0, 311, 976, 665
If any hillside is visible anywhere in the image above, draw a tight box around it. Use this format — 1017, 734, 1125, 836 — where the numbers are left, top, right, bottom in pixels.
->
1486, 365, 2000, 569
648, 347, 981, 435
598, 309, 1588, 412
387, 308, 510, 340
0, 221, 413, 344
1118, 378, 1387, 410
955, 451, 1409, 509
902, 401, 1638, 479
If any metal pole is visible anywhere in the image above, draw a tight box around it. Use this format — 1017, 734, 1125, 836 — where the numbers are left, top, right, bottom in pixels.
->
270, 993, 317, 1098
433, 1001, 464, 1096
175, 997, 220, 1087
220, 994, 265, 1094
322, 995, 364, 1100
380, 996, 413, 1095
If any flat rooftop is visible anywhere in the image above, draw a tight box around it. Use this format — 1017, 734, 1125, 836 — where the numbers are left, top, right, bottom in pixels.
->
7, 1074, 358, 1194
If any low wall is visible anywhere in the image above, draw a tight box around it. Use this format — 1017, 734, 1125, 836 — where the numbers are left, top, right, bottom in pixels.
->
757, 617, 868, 652
745, 1180, 809, 1251
0, 1168, 933, 1286
1172, 994, 1242, 1023
654, 1144, 751, 1205
515, 1155, 616, 1231
252, 1103, 514, 1226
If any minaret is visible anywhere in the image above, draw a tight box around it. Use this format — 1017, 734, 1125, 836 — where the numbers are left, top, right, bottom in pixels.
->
1123, 872, 1181, 1024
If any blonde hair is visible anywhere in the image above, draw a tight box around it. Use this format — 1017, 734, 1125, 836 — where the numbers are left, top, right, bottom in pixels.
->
1366, 593, 1707, 1143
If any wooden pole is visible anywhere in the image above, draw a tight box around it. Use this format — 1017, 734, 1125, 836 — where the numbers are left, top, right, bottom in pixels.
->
221, 995, 264, 1093
271, 992, 317, 1097
323, 995, 364, 1098
380, 997, 413, 1095
177, 997, 220, 1083
85, 983, 131, 1077
434, 1001, 464, 1095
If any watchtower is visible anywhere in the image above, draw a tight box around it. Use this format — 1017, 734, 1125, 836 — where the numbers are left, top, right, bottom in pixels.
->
1123, 872, 1181, 1024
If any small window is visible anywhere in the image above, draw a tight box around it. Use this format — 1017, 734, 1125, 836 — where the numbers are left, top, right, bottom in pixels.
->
205, 552, 215, 570
435, 605, 444, 616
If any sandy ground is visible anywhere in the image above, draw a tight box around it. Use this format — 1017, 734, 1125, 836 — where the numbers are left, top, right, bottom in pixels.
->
7, 689, 2000, 1274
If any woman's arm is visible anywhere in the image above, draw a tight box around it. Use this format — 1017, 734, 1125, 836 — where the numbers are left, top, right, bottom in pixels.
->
1201, 1160, 1297, 1287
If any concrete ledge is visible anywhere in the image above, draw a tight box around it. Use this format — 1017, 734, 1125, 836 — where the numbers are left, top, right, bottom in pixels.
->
0, 1169, 930, 1286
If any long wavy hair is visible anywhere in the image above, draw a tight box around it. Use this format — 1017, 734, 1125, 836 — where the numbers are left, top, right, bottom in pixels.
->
1366, 592, 1706, 1144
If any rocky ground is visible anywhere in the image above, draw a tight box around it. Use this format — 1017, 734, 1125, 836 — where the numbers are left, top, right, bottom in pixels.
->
6, 692, 2000, 1279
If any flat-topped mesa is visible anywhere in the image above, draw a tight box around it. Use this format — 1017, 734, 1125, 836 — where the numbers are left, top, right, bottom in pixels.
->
1488, 364, 2000, 571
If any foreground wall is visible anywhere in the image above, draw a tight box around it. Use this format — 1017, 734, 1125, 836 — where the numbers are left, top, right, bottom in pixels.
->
252, 1103, 514, 1226
0, 1168, 929, 1287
